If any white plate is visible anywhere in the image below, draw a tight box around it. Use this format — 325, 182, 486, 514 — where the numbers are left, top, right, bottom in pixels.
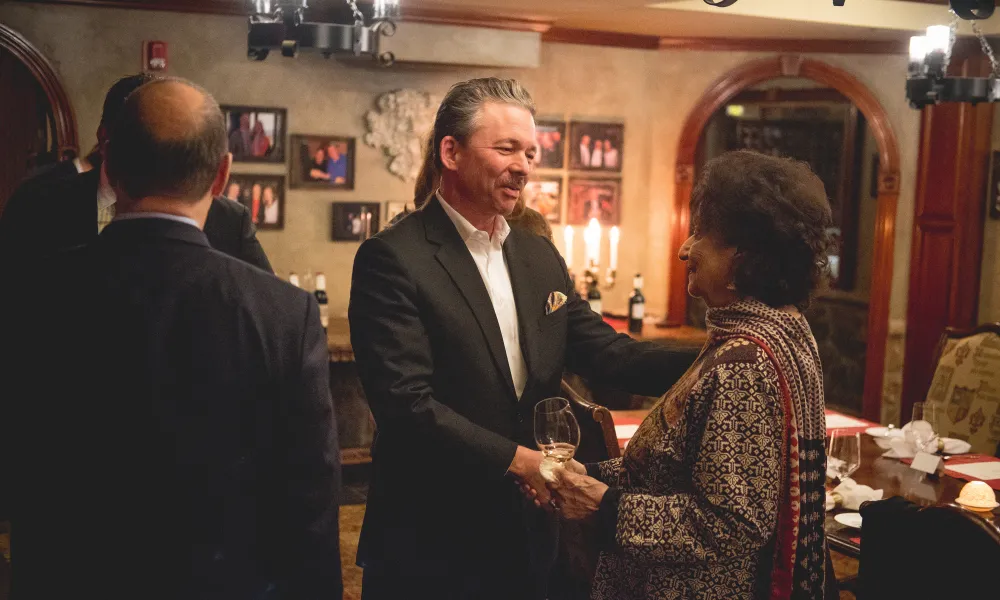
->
834, 512, 863, 529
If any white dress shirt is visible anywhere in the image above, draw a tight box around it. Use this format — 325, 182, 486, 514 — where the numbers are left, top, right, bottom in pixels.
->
438, 193, 528, 399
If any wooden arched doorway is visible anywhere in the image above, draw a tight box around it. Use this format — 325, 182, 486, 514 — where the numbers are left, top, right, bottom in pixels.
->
0, 23, 78, 213
666, 55, 900, 422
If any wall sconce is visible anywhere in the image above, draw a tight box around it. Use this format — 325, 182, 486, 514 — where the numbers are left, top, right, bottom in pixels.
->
906, 2, 1000, 108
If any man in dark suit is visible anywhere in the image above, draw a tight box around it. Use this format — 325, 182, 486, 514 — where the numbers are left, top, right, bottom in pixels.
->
348, 77, 691, 600
0, 73, 271, 273
3, 77, 341, 599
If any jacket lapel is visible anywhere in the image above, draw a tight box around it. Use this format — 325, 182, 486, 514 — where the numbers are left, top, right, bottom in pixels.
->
423, 198, 517, 400
503, 232, 541, 393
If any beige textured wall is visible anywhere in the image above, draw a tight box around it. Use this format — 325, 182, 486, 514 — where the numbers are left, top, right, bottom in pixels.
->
0, 3, 920, 326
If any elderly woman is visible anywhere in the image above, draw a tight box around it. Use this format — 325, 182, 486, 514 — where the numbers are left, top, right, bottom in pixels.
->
549, 150, 832, 599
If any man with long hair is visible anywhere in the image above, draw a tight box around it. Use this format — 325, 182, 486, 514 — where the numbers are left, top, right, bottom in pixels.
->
349, 77, 692, 599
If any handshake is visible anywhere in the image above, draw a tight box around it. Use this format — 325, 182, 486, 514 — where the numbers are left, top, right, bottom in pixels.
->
510, 446, 609, 520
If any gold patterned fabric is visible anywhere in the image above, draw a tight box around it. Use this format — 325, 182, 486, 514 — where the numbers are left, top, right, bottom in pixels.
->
924, 331, 1000, 455
591, 300, 827, 600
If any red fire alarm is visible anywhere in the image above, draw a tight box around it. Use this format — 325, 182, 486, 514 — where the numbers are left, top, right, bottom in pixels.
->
143, 41, 168, 72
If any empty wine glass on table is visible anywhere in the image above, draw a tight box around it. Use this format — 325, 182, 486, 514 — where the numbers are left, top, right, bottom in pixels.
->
907, 401, 939, 452
534, 397, 581, 482
827, 430, 861, 483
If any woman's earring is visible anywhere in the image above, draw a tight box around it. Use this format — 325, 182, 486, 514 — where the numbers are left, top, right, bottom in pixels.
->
726, 282, 737, 291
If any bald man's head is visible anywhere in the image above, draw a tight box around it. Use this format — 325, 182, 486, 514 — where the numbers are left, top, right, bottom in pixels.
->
106, 77, 227, 203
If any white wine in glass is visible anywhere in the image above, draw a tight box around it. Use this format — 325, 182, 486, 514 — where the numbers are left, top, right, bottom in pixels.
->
534, 397, 581, 481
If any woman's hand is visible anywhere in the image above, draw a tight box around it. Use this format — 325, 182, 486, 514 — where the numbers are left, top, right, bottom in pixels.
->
548, 469, 608, 520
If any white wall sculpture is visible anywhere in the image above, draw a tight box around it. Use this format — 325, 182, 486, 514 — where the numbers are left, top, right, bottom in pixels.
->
364, 89, 439, 181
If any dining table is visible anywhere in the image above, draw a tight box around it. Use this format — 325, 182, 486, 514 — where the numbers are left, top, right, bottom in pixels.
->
609, 407, 1000, 559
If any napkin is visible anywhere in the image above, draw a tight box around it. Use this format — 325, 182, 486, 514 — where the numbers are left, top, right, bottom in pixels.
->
827, 478, 883, 511
882, 434, 971, 458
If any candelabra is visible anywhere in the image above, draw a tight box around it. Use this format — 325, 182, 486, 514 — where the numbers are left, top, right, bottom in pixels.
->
563, 218, 619, 293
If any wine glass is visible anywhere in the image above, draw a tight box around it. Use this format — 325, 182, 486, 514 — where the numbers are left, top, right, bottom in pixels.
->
907, 402, 938, 452
534, 397, 581, 481
828, 431, 861, 483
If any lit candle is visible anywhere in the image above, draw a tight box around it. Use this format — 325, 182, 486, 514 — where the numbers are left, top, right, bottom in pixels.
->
925, 25, 950, 55
609, 226, 620, 271
563, 225, 574, 271
909, 35, 927, 76
584, 218, 601, 266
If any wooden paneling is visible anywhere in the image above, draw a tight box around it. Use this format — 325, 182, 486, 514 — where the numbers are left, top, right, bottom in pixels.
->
666, 56, 901, 422
901, 51, 992, 424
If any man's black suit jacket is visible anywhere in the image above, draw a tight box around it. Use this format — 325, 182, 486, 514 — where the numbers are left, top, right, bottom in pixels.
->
348, 196, 692, 578
2, 219, 339, 599
0, 168, 273, 272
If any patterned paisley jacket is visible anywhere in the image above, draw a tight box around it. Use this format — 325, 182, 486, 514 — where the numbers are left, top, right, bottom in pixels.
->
587, 299, 828, 600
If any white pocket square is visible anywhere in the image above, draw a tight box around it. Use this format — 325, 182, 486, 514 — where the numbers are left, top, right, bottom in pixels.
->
545, 291, 567, 315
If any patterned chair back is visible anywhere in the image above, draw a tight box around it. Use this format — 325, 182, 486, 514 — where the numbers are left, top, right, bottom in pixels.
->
923, 323, 1000, 456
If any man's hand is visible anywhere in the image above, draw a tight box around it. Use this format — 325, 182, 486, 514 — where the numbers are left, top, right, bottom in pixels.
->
509, 446, 555, 511
547, 469, 608, 520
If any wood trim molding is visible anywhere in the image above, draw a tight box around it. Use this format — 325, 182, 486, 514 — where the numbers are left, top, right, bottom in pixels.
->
666, 55, 901, 423
0, 22, 78, 159
400, 7, 552, 33
659, 37, 907, 54
542, 27, 660, 50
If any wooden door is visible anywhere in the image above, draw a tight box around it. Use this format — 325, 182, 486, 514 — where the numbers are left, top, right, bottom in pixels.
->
0, 46, 51, 215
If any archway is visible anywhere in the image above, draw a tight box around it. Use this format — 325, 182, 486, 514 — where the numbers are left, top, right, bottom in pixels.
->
667, 55, 900, 422
0, 23, 78, 209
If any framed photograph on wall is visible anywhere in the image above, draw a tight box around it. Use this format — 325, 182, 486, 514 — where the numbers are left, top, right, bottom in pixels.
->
291, 135, 356, 190
332, 202, 380, 241
523, 176, 563, 223
568, 121, 624, 172
534, 120, 566, 169
221, 105, 286, 163
384, 201, 413, 229
223, 174, 285, 230
566, 177, 621, 225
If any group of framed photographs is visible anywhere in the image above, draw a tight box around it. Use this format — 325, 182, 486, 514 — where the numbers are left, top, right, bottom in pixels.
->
525, 120, 624, 226
221, 105, 363, 238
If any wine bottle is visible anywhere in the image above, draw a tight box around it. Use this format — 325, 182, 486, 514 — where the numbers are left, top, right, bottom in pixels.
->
586, 274, 602, 316
314, 272, 329, 332
628, 273, 645, 334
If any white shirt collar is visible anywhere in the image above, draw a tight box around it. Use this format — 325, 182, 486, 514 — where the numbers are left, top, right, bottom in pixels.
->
97, 163, 116, 210
436, 191, 510, 245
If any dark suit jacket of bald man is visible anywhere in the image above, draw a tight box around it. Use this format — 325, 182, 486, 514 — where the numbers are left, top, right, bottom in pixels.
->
0, 167, 273, 272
